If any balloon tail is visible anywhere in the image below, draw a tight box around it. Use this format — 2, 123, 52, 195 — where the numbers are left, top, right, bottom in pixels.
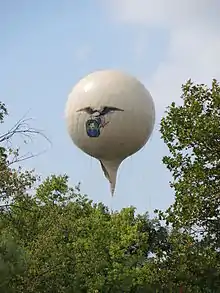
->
99, 159, 120, 196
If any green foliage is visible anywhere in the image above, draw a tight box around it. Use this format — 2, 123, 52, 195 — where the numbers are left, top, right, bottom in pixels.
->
0, 102, 8, 123
5, 179, 162, 293
0, 231, 28, 293
158, 79, 220, 291
160, 79, 220, 234
1, 79, 220, 293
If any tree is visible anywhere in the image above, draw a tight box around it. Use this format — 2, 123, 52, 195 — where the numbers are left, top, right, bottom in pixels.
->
160, 79, 220, 241
0, 102, 48, 291
0, 101, 49, 208
0, 101, 172, 292
2, 83, 220, 293
5, 174, 165, 293
158, 79, 220, 291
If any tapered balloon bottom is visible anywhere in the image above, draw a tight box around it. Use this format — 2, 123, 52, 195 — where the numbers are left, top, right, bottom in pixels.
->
99, 159, 121, 196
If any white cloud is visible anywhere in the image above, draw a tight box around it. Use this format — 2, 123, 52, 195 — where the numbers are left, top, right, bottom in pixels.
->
102, 0, 220, 115
105, 0, 219, 29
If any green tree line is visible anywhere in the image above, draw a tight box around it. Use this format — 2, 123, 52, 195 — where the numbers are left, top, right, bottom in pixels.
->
0, 79, 220, 292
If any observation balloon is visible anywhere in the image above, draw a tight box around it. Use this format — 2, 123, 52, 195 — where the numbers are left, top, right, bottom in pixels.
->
65, 70, 155, 195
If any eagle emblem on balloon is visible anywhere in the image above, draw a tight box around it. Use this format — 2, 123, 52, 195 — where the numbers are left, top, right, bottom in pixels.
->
77, 106, 124, 138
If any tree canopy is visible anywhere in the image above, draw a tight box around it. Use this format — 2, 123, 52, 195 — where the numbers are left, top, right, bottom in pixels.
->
0, 79, 220, 292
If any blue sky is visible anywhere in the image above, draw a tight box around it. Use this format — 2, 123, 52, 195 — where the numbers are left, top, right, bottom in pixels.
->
1, 0, 219, 216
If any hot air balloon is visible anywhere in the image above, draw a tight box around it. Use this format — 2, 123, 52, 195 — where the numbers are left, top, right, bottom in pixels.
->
65, 70, 155, 195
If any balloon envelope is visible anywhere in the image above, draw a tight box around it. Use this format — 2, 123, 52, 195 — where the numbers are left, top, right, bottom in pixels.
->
65, 70, 155, 195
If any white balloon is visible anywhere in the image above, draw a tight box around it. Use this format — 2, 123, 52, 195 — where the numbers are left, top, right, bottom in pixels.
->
65, 70, 155, 195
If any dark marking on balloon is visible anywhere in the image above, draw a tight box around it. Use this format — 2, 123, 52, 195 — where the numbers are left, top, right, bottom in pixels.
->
100, 160, 110, 181
86, 119, 101, 137
77, 106, 124, 138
